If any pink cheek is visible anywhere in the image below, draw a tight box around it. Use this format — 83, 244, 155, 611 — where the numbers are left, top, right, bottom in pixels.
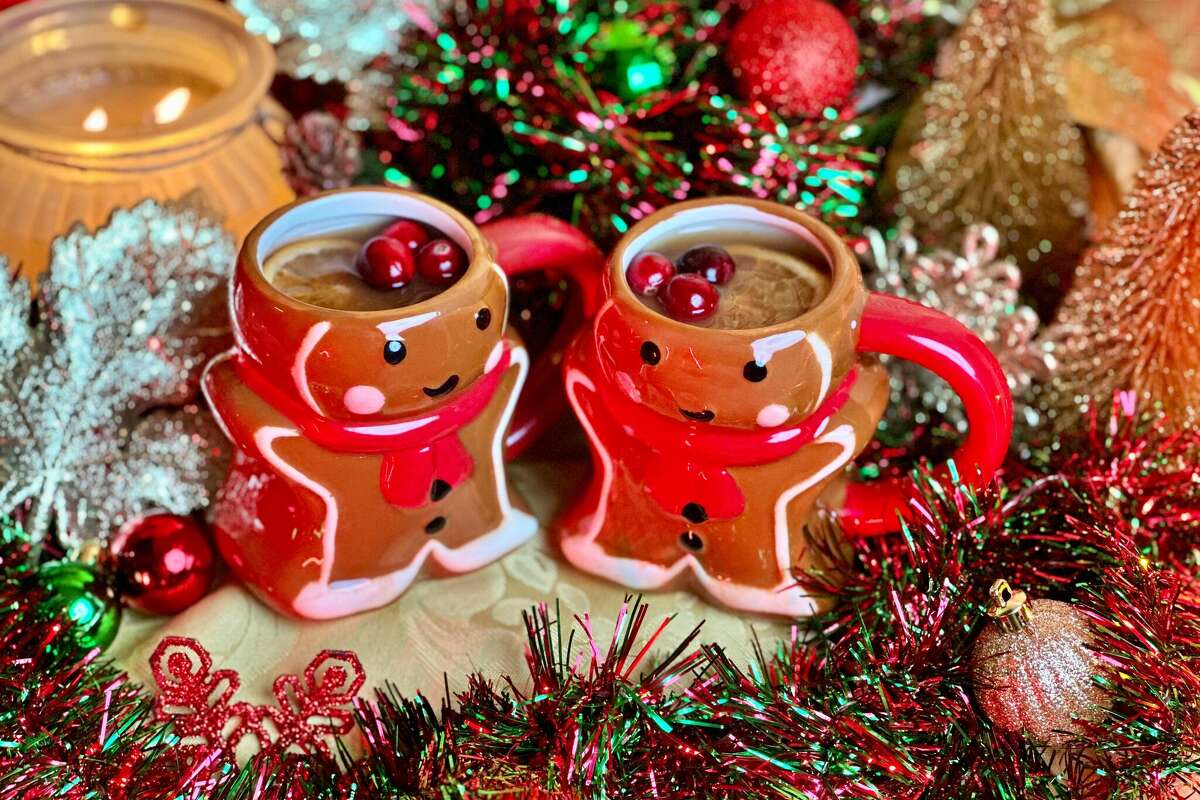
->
343, 385, 386, 415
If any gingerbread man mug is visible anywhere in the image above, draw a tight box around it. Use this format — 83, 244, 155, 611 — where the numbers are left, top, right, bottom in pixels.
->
203, 188, 602, 619
556, 198, 1012, 617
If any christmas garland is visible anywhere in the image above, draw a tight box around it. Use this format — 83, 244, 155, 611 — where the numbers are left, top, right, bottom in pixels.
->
2, 398, 1197, 798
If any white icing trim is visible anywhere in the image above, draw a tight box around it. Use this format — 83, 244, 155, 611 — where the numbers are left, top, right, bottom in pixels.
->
560, 361, 857, 617
808, 332, 833, 404
289, 345, 537, 619
293, 321, 331, 414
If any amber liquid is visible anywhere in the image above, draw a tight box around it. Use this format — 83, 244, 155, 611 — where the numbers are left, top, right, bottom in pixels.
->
633, 223, 831, 329
264, 227, 449, 312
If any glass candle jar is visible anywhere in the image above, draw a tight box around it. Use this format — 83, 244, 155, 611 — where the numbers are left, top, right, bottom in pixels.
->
0, 0, 293, 276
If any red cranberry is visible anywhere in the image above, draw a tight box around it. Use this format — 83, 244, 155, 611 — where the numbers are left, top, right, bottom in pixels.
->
416, 238, 469, 286
356, 236, 415, 289
381, 218, 430, 252
626, 251, 676, 296
676, 244, 736, 285
660, 274, 719, 321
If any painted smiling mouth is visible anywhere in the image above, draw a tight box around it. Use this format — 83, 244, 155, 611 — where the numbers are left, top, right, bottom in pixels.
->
679, 408, 715, 423
423, 375, 460, 398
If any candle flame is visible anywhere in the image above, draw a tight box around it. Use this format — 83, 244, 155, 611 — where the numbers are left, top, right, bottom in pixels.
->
153, 88, 191, 125
82, 107, 109, 133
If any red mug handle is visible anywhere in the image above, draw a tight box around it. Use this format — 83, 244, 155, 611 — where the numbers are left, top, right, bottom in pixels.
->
838, 293, 1013, 537
482, 214, 605, 460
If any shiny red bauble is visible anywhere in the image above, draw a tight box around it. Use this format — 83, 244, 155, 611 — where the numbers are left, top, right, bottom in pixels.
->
416, 238, 469, 286
356, 236, 415, 289
727, 0, 859, 117
626, 251, 676, 295
111, 514, 215, 616
660, 273, 720, 321
676, 245, 736, 285
381, 218, 430, 252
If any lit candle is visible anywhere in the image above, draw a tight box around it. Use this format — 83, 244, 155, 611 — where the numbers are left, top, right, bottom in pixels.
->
0, 0, 294, 277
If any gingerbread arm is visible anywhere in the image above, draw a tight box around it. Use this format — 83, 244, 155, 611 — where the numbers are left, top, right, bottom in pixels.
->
201, 351, 298, 462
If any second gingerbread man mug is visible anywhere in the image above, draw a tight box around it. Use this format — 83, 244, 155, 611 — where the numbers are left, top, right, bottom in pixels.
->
556, 198, 1012, 617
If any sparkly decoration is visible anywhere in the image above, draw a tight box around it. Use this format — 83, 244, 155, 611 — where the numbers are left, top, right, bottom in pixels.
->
0, 195, 234, 551
882, 0, 1090, 308
232, 0, 435, 84
110, 514, 215, 616
151, 636, 364, 758
864, 221, 1053, 433
279, 111, 364, 197
1054, 5, 1191, 152
1044, 111, 1200, 433
836, 0, 967, 95
726, 0, 860, 117
378, 0, 880, 247
591, 18, 674, 100
36, 561, 121, 654
971, 580, 1105, 745
1054, 0, 1110, 15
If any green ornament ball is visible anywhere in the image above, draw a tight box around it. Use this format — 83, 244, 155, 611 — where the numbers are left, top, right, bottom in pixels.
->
37, 561, 121, 653
591, 19, 673, 99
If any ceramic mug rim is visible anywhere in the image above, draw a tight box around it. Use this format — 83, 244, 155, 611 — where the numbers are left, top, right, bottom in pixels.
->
608, 197, 862, 338
239, 186, 496, 322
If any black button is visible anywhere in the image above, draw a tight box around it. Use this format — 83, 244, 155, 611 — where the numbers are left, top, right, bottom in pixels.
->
640, 341, 660, 365
425, 516, 446, 534
682, 502, 708, 524
679, 531, 703, 552
430, 479, 452, 501
475, 308, 492, 330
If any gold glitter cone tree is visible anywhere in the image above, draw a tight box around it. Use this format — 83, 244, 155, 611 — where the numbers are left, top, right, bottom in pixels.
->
1045, 110, 1200, 432
883, 0, 1090, 304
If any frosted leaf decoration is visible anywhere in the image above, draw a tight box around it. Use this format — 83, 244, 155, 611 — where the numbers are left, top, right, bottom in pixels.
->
864, 221, 1054, 435
232, 0, 438, 84
0, 194, 234, 550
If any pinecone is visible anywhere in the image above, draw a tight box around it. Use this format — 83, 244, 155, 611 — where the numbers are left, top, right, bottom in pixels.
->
280, 112, 363, 197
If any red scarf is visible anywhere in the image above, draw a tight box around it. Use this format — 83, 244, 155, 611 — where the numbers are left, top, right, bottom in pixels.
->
577, 338, 856, 520
235, 344, 512, 508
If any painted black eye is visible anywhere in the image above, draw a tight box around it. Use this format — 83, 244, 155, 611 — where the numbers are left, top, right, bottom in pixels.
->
640, 341, 661, 365
743, 359, 767, 382
679, 531, 704, 552
383, 339, 407, 365
475, 308, 492, 330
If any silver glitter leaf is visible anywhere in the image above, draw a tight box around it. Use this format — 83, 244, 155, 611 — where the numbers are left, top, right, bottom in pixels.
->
863, 221, 1055, 437
232, 0, 439, 85
0, 194, 235, 550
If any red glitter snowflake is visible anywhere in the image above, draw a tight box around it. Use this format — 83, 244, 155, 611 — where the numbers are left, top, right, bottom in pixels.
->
150, 636, 364, 760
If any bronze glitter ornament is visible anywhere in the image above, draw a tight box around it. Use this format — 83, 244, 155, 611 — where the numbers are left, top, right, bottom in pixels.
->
1043, 110, 1200, 433
882, 0, 1090, 308
970, 580, 1106, 746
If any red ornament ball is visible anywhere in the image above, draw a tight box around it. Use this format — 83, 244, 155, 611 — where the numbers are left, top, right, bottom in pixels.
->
416, 238, 469, 286
357, 236, 415, 290
676, 244, 736, 285
626, 251, 676, 295
111, 514, 215, 616
727, 0, 859, 117
381, 218, 430, 252
660, 273, 719, 321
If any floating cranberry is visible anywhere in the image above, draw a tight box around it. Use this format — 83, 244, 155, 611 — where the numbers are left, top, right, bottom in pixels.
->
381, 218, 430, 252
356, 236, 415, 289
626, 251, 676, 296
676, 244, 736, 285
660, 273, 719, 321
416, 238, 469, 286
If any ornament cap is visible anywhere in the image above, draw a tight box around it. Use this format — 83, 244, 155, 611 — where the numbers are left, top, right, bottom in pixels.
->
987, 579, 1033, 631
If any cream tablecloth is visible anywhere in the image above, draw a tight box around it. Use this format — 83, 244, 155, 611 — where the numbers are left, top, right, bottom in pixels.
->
110, 421, 789, 706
